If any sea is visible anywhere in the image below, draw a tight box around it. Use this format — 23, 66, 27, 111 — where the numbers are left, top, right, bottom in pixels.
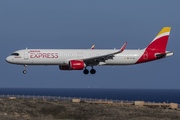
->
0, 88, 179, 104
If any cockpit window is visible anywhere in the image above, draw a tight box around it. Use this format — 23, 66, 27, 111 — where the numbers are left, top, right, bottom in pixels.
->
11, 53, 19, 56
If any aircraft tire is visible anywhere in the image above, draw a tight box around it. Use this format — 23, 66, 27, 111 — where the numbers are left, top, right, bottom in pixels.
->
83, 69, 89, 74
90, 69, 96, 74
23, 70, 27, 74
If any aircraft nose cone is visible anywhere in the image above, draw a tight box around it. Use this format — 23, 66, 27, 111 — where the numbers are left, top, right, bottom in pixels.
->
6, 56, 11, 63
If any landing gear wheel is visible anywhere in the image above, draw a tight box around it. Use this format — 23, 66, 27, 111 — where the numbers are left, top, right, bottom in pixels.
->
83, 69, 89, 74
90, 69, 96, 74
23, 65, 27, 74
23, 70, 27, 74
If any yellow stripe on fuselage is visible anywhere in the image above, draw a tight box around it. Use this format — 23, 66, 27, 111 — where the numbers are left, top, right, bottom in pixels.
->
156, 27, 171, 37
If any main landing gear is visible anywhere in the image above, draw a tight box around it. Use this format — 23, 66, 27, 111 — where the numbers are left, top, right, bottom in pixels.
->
23, 65, 27, 74
90, 69, 96, 74
83, 67, 96, 75
83, 69, 89, 74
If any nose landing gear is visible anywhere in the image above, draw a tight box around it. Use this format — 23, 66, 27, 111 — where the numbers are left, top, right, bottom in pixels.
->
23, 65, 27, 74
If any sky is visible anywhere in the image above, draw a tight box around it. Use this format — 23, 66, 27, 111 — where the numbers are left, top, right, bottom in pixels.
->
0, 0, 180, 89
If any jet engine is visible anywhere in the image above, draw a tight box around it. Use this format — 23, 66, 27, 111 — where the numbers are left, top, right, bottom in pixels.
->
59, 60, 85, 70
69, 60, 85, 70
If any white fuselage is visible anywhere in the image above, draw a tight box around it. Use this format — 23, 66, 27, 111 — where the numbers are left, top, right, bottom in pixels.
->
6, 49, 145, 66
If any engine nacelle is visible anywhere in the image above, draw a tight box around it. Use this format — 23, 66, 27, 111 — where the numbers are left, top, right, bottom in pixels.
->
69, 60, 85, 70
59, 60, 85, 70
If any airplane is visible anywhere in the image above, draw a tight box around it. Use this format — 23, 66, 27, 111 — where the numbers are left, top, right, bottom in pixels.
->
6, 27, 174, 74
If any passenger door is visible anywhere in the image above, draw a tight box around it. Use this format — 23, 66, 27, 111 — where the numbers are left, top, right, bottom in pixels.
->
24, 49, 29, 60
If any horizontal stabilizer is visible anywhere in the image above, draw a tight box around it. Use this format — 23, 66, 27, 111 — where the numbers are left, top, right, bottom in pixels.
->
155, 51, 174, 58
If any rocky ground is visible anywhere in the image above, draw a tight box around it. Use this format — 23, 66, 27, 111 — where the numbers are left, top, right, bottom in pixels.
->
0, 98, 179, 120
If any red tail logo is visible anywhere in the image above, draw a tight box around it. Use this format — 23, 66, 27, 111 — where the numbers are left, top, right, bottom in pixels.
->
136, 27, 171, 63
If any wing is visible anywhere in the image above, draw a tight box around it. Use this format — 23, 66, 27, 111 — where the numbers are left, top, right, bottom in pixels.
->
83, 42, 127, 66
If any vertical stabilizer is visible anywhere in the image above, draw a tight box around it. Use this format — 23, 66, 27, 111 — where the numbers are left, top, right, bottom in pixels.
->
146, 27, 171, 53
136, 27, 171, 63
